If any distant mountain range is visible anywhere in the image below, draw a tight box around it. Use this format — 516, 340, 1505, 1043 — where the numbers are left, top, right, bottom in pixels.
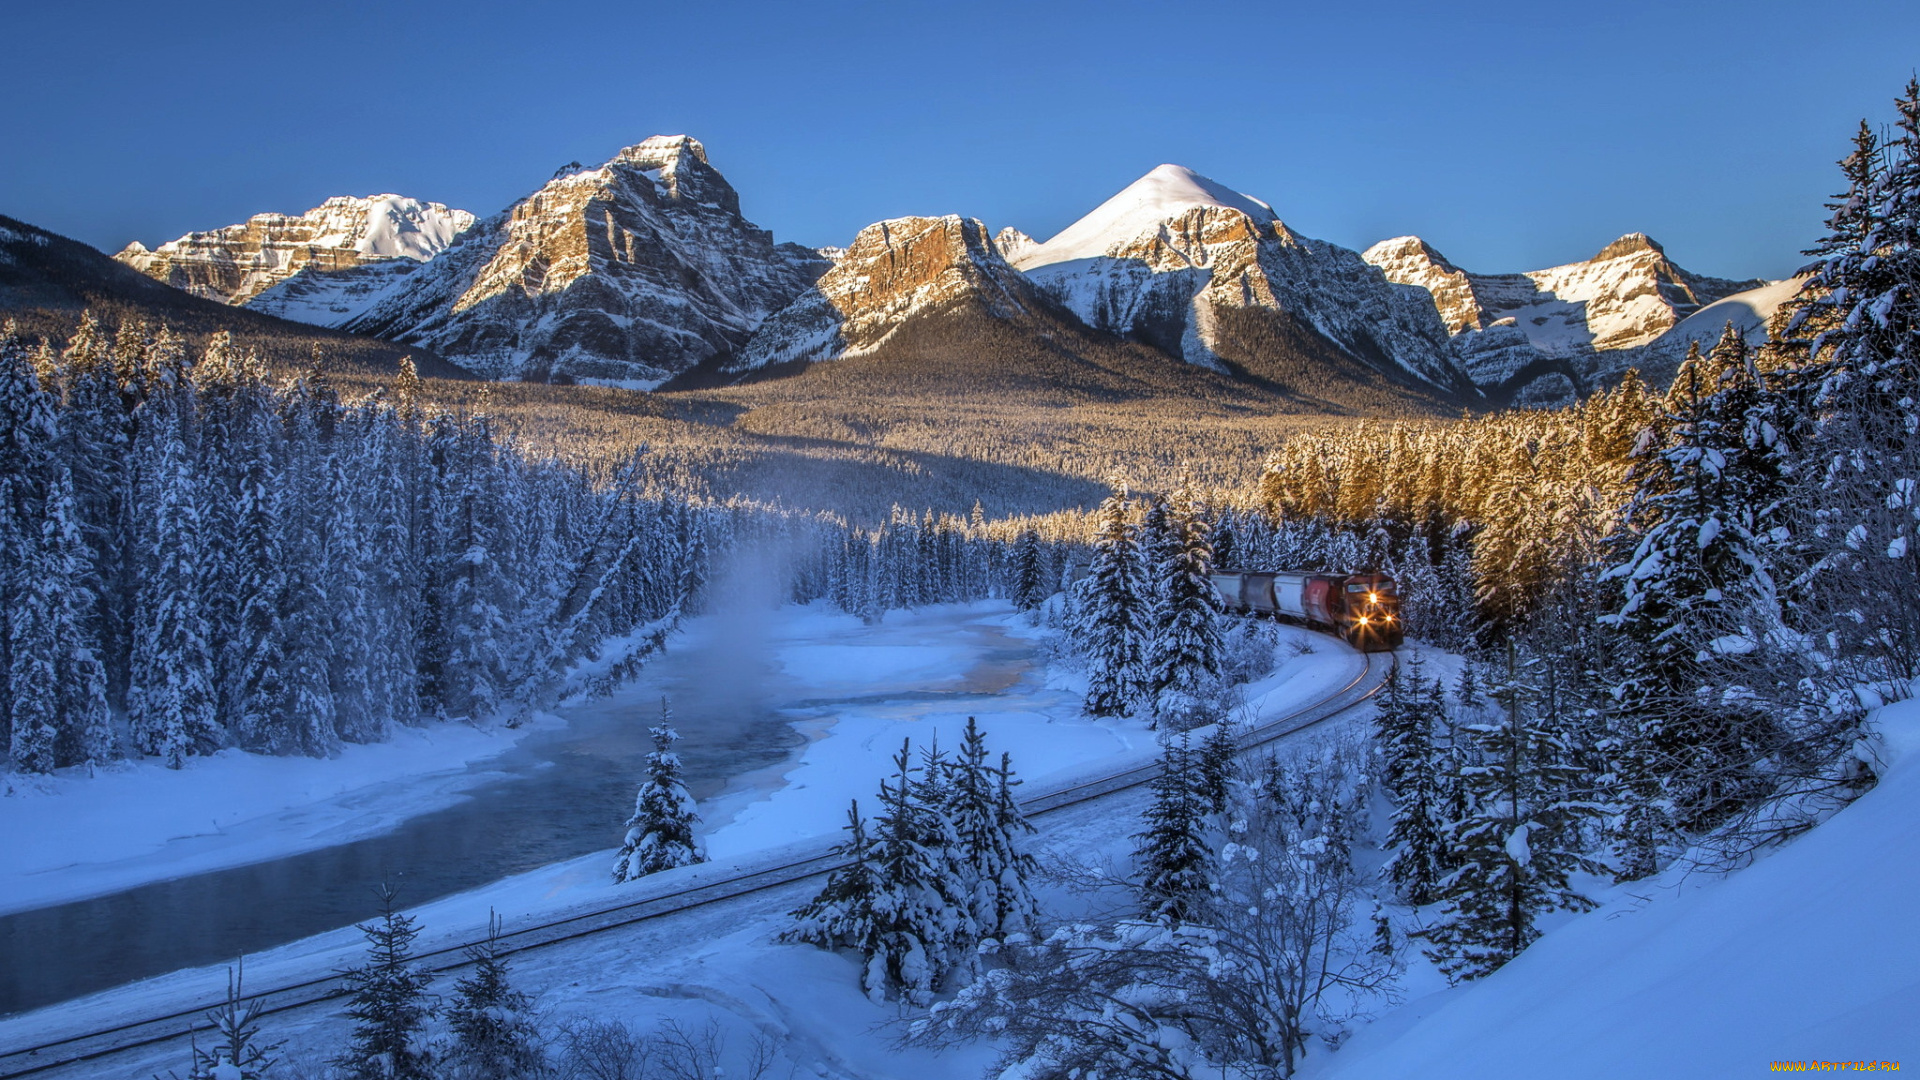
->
51, 136, 1795, 406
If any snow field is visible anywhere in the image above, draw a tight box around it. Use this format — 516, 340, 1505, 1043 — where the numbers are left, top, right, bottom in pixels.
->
0, 602, 1352, 1076
1311, 689, 1920, 1079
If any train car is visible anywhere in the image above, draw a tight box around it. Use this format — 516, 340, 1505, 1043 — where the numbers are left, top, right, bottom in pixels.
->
1210, 568, 1403, 651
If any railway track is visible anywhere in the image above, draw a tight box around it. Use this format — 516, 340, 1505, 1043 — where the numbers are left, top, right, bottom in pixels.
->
0, 646, 1389, 1078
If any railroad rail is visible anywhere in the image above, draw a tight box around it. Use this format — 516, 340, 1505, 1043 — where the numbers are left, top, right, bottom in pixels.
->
0, 646, 1389, 1078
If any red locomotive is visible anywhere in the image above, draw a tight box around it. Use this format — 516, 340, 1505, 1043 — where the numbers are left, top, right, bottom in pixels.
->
1209, 569, 1403, 651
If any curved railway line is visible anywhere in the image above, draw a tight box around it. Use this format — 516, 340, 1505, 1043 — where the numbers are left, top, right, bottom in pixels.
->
0, 644, 1390, 1079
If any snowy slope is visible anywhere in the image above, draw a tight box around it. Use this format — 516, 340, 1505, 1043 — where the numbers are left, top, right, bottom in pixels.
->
1012, 164, 1278, 269
1009, 166, 1476, 397
114, 195, 473, 307
1363, 233, 1772, 396
1643, 274, 1810, 361
1316, 695, 1920, 1079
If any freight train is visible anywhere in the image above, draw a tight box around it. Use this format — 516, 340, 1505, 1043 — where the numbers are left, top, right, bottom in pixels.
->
1209, 569, 1403, 651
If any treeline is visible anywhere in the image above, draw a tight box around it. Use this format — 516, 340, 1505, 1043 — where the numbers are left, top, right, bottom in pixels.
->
0, 314, 714, 774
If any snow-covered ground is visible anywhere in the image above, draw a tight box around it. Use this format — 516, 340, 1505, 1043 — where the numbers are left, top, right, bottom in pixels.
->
0, 715, 550, 917
0, 604, 1358, 1076
1313, 691, 1920, 1079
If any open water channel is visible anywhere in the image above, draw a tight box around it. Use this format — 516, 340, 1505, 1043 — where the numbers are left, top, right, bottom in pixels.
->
0, 607, 1035, 1016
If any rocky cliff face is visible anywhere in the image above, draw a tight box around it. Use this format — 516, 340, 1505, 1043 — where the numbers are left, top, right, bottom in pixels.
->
341, 135, 828, 386
1363, 232, 1770, 395
1010, 165, 1477, 400
115, 195, 473, 307
727, 214, 1044, 372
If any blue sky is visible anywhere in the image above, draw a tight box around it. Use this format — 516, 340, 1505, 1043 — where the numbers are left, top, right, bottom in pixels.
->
5, 0, 1916, 280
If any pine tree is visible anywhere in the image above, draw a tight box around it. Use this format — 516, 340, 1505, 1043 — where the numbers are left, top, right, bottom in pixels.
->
439, 913, 542, 1080
613, 698, 704, 882
784, 800, 892, 997
334, 887, 435, 1080
1073, 488, 1147, 717
1142, 483, 1224, 726
1422, 649, 1602, 981
1133, 733, 1214, 923
1010, 528, 1045, 613
944, 717, 1038, 939
1377, 660, 1447, 905
1194, 715, 1239, 815
131, 404, 221, 768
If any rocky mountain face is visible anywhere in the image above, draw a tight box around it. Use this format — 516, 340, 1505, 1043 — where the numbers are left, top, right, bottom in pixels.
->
115, 195, 473, 307
1, 213, 468, 379
341, 135, 829, 386
1008, 165, 1479, 402
1363, 233, 1771, 396
725, 215, 1048, 372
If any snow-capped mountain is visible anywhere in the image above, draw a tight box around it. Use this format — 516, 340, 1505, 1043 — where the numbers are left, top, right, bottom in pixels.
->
114, 195, 474, 307
341, 135, 829, 387
726, 215, 1045, 372
1363, 233, 1770, 392
1009, 165, 1478, 400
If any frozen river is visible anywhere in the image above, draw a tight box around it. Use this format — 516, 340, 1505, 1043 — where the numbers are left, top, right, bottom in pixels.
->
0, 603, 1063, 1016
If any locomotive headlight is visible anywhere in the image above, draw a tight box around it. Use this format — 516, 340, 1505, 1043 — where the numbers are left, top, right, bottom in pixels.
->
1368, 592, 1378, 603
1355, 615, 1370, 625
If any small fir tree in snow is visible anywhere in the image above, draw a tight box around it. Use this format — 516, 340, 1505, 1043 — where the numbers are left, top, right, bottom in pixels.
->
1133, 732, 1214, 923
613, 697, 704, 882
1072, 487, 1148, 718
334, 886, 435, 1080
1194, 715, 1239, 815
163, 964, 281, 1080
783, 799, 891, 993
439, 912, 543, 1080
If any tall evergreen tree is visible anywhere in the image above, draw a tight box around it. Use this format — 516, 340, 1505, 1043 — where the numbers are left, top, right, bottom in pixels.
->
1073, 488, 1147, 717
1010, 528, 1045, 613
1422, 649, 1602, 981
334, 887, 435, 1080
1133, 732, 1214, 923
1377, 660, 1448, 904
1142, 483, 1224, 725
944, 717, 1038, 939
130, 404, 221, 768
613, 697, 704, 882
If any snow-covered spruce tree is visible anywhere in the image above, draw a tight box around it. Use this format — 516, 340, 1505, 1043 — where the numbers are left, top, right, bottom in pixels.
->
913, 739, 1397, 1080
1421, 649, 1603, 981
439, 913, 543, 1080
1072, 487, 1148, 718
1133, 732, 1214, 923
334, 887, 435, 1080
130, 400, 222, 768
1010, 528, 1046, 613
1193, 714, 1239, 815
613, 698, 704, 883
945, 717, 1039, 940
787, 740, 974, 1002
1780, 80, 1920, 692
1377, 659, 1447, 905
1603, 326, 1798, 844
1143, 484, 1224, 728
783, 800, 891, 993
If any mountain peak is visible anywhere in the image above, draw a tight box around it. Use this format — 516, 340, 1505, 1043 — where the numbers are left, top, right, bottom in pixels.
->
1592, 231, 1665, 262
615, 134, 709, 169
1014, 163, 1277, 269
